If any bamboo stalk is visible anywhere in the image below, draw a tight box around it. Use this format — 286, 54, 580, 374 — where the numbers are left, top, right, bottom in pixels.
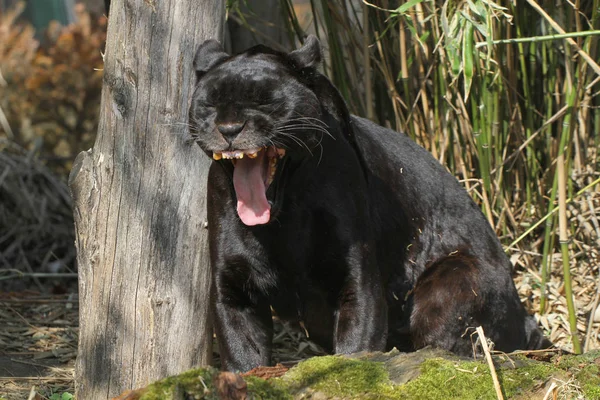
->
525, 0, 600, 76
363, 2, 373, 120
539, 176, 558, 314
511, 4, 536, 211
475, 30, 600, 48
557, 151, 581, 354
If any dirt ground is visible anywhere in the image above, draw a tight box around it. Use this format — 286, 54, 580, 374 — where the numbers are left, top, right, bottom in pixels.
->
0, 291, 78, 399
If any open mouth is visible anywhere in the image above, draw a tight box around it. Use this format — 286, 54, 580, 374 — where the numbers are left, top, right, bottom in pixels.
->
212, 146, 286, 226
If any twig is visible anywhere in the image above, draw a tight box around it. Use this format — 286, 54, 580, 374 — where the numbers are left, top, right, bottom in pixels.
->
476, 326, 504, 400
19, 248, 45, 292
27, 386, 36, 400
0, 269, 78, 281
0, 104, 14, 139
586, 196, 600, 247
501, 348, 562, 355
542, 381, 558, 400
584, 274, 600, 353
0, 297, 79, 304
0, 376, 72, 381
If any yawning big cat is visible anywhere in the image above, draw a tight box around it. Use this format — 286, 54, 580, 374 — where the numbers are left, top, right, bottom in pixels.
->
188, 35, 552, 372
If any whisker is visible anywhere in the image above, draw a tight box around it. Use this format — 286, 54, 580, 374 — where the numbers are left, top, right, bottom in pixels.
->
276, 132, 313, 156
277, 121, 331, 131
276, 117, 329, 130
277, 125, 334, 140
266, 101, 287, 117
276, 118, 329, 129
284, 116, 329, 127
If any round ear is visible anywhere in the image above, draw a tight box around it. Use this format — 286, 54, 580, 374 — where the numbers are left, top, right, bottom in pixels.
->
194, 39, 229, 80
289, 35, 322, 69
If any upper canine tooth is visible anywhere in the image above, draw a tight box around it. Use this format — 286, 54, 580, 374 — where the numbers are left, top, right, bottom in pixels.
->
277, 148, 286, 158
213, 152, 222, 160
247, 152, 258, 159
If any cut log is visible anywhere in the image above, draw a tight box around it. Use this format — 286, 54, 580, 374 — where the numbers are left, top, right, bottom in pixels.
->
68, 1, 225, 398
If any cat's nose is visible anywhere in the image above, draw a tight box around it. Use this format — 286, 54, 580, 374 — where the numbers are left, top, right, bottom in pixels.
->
217, 122, 245, 141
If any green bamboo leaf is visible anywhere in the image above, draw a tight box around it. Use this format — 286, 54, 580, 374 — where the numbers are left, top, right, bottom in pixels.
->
394, 0, 425, 15
459, 10, 489, 38
466, 0, 487, 19
447, 45, 461, 79
463, 21, 475, 101
441, 0, 451, 35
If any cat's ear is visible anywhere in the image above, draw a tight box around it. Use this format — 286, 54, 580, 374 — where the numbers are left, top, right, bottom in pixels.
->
194, 39, 229, 80
289, 35, 322, 69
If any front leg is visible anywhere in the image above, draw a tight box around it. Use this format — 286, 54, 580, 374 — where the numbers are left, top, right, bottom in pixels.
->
207, 163, 274, 371
213, 266, 273, 372
334, 244, 388, 353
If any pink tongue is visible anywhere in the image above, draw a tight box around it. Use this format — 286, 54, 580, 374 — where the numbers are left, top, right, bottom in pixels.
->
233, 151, 271, 225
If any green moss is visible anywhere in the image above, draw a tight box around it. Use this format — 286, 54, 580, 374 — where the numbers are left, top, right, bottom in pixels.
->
398, 359, 497, 399
552, 350, 600, 369
137, 367, 291, 400
129, 351, 600, 399
575, 363, 600, 398
497, 359, 561, 397
582, 381, 600, 400
553, 351, 600, 400
280, 354, 566, 399
398, 357, 559, 400
245, 376, 292, 399
140, 367, 219, 400
283, 355, 399, 399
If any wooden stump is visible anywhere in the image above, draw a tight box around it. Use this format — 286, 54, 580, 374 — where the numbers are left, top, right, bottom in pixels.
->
68, 1, 224, 398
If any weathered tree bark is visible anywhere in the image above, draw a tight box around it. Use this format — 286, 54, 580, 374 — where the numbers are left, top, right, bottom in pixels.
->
68, 1, 224, 399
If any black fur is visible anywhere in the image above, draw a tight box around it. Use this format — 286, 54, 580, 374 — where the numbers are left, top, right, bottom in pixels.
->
188, 36, 552, 372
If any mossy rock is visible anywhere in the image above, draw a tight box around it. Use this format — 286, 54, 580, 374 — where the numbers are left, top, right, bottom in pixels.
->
113, 348, 600, 399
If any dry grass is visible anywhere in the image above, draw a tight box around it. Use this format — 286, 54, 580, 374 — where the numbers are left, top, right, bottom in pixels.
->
0, 140, 76, 295
511, 164, 600, 352
0, 293, 77, 400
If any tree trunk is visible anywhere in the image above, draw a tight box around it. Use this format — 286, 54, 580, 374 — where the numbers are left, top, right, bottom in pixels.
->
68, 1, 224, 399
